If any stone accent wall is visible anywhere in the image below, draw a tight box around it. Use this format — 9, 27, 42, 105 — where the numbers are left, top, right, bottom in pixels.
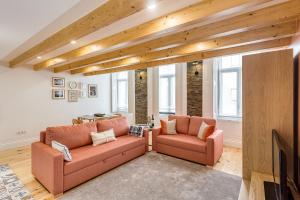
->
187, 61, 203, 116
135, 69, 148, 124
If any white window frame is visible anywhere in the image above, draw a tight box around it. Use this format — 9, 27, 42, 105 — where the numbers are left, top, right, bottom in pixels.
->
213, 55, 242, 120
111, 72, 128, 112
159, 65, 176, 115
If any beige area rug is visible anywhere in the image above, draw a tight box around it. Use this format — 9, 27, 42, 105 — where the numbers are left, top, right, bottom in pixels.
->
60, 152, 241, 200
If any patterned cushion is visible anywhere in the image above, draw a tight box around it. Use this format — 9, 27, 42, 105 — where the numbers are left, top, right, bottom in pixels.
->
129, 125, 144, 137
90, 129, 116, 146
52, 141, 72, 161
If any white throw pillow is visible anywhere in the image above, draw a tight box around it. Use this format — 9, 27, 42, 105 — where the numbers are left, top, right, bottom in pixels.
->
167, 119, 177, 134
161, 119, 177, 134
91, 129, 116, 146
52, 141, 72, 162
197, 122, 209, 140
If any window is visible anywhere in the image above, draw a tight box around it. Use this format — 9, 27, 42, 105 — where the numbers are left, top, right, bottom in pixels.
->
111, 71, 128, 112
159, 64, 176, 114
214, 55, 242, 119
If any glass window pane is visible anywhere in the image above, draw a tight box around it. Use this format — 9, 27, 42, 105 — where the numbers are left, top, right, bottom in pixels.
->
159, 64, 175, 76
216, 54, 242, 119
117, 80, 128, 111
117, 71, 128, 79
170, 77, 175, 113
159, 77, 169, 112
219, 72, 238, 117
221, 56, 232, 69
159, 64, 176, 113
231, 55, 241, 67
112, 71, 128, 112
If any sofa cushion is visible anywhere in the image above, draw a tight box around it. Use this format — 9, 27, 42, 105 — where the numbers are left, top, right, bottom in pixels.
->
97, 117, 129, 137
197, 122, 215, 141
91, 129, 116, 146
168, 115, 190, 134
156, 134, 206, 153
64, 135, 145, 175
160, 119, 176, 135
188, 116, 216, 136
45, 122, 97, 150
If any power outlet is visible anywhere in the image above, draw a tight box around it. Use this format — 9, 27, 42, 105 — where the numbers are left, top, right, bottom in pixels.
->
16, 130, 27, 135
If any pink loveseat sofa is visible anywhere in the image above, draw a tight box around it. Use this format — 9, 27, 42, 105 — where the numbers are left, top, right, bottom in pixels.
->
31, 117, 148, 196
152, 115, 223, 166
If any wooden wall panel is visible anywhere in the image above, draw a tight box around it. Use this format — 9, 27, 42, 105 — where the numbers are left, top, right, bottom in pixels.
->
298, 53, 300, 187
242, 49, 294, 179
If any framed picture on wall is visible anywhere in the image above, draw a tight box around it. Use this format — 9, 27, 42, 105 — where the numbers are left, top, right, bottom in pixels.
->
88, 84, 97, 98
68, 81, 77, 89
52, 89, 65, 100
68, 90, 78, 102
52, 77, 65, 87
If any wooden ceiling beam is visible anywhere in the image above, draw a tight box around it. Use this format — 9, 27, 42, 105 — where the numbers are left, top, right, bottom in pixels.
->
70, 21, 298, 74
9, 0, 151, 67
84, 37, 292, 76
52, 0, 300, 73
34, 0, 273, 70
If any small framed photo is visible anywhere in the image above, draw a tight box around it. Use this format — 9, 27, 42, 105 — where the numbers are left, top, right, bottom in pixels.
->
52, 77, 65, 87
88, 84, 98, 98
52, 89, 65, 100
68, 90, 78, 102
69, 81, 77, 89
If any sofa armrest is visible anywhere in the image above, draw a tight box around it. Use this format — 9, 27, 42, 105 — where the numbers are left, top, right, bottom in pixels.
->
152, 127, 161, 151
206, 130, 224, 166
143, 129, 149, 152
31, 142, 64, 195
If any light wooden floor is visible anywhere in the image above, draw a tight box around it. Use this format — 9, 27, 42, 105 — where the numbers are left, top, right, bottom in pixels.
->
0, 145, 242, 200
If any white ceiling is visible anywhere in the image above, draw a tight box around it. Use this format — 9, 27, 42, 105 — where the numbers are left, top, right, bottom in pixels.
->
0, 0, 92, 59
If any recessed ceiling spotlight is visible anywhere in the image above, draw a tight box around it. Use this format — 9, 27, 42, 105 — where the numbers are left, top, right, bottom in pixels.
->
70, 40, 77, 44
37, 56, 42, 59
90, 45, 101, 52
147, 4, 156, 10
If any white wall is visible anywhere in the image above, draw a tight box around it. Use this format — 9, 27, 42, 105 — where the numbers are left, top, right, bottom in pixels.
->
0, 64, 111, 150
127, 70, 135, 124
202, 59, 242, 148
175, 63, 187, 115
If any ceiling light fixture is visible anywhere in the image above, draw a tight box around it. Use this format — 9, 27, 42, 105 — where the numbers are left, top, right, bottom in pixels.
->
37, 56, 42, 59
147, 4, 156, 10
70, 40, 77, 44
90, 45, 101, 52
168, 18, 177, 26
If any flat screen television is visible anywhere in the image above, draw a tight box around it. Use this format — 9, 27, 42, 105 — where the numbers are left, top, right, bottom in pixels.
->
264, 130, 294, 200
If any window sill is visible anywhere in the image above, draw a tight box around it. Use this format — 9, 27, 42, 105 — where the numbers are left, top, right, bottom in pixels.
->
216, 116, 242, 122
159, 112, 175, 115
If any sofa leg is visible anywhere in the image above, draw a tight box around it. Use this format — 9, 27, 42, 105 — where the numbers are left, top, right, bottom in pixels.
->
54, 193, 63, 198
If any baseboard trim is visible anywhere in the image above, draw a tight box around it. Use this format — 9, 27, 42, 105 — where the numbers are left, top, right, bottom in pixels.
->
0, 137, 38, 151
224, 138, 242, 148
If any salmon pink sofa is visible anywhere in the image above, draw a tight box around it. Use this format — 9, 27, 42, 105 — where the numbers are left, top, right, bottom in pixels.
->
31, 117, 148, 196
152, 115, 223, 166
